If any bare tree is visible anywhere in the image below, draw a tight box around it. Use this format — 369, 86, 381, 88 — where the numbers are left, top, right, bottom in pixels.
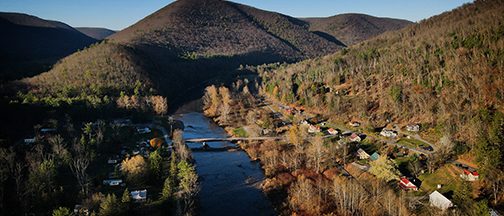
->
70, 157, 90, 195
309, 135, 325, 173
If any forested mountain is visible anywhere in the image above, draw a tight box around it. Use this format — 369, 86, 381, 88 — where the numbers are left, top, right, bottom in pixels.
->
76, 27, 116, 40
260, 0, 503, 150
0, 12, 97, 81
303, 13, 413, 45
18, 0, 351, 107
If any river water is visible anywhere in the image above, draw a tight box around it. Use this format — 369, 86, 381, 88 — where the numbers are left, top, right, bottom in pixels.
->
175, 112, 275, 216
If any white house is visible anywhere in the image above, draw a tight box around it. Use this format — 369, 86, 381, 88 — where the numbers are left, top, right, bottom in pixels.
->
406, 124, 420, 132
349, 121, 361, 127
107, 158, 119, 164
429, 190, 453, 210
131, 189, 147, 202
24, 137, 36, 145
356, 148, 370, 160
103, 179, 123, 186
136, 127, 151, 134
380, 129, 398, 138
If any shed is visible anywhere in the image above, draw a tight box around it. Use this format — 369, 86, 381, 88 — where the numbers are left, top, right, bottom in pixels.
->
429, 190, 453, 210
370, 152, 380, 161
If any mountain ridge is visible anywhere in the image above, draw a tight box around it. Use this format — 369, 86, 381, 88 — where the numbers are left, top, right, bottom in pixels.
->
302, 13, 413, 45
0, 12, 97, 81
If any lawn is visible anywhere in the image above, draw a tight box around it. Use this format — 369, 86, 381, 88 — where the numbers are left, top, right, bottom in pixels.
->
418, 164, 462, 195
397, 138, 429, 149
232, 127, 248, 137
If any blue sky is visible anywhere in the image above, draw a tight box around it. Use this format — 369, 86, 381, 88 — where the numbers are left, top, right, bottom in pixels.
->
0, 0, 473, 30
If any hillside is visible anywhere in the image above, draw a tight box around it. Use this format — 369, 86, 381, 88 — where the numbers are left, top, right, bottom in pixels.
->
260, 0, 504, 144
76, 27, 116, 40
303, 13, 412, 45
0, 12, 97, 81
19, 0, 347, 107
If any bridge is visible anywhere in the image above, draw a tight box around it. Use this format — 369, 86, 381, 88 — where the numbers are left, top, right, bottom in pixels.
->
185, 137, 285, 143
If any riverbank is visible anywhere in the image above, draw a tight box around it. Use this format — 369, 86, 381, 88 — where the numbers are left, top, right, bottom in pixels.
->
174, 112, 275, 216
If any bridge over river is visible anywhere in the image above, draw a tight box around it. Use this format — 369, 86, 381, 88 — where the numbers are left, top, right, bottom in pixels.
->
185, 136, 284, 143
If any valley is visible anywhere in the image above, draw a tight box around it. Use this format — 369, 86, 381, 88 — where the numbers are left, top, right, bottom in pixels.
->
0, 0, 503, 215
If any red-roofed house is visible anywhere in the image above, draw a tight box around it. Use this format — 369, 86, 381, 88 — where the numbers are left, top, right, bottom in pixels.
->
349, 133, 361, 142
327, 128, 338, 135
399, 177, 418, 191
460, 169, 479, 181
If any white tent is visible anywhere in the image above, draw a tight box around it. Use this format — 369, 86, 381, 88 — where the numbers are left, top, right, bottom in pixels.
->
429, 190, 453, 210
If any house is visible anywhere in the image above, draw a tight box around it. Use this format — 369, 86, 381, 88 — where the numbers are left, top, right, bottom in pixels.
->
103, 179, 123, 186
356, 148, 370, 160
349, 121, 361, 127
24, 137, 36, 145
73, 205, 89, 215
406, 124, 420, 132
136, 127, 151, 134
40, 128, 57, 133
308, 125, 321, 133
113, 119, 132, 127
349, 133, 361, 142
107, 158, 119, 164
300, 120, 309, 125
380, 129, 398, 138
429, 190, 453, 210
327, 128, 338, 135
370, 152, 380, 161
131, 189, 147, 202
399, 177, 418, 191
460, 169, 479, 181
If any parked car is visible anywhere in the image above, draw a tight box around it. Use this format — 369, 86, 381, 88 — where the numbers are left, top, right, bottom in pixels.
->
422, 146, 434, 151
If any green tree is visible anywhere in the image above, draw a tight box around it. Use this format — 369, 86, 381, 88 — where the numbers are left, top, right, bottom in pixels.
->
149, 150, 163, 179
368, 155, 400, 182
99, 194, 120, 216
121, 188, 131, 205
161, 177, 174, 201
52, 207, 71, 216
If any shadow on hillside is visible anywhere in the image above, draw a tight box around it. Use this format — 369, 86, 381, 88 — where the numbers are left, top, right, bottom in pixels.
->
311, 31, 347, 46
133, 44, 293, 111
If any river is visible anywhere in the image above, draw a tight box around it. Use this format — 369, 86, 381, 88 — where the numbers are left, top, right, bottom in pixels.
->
175, 112, 275, 216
